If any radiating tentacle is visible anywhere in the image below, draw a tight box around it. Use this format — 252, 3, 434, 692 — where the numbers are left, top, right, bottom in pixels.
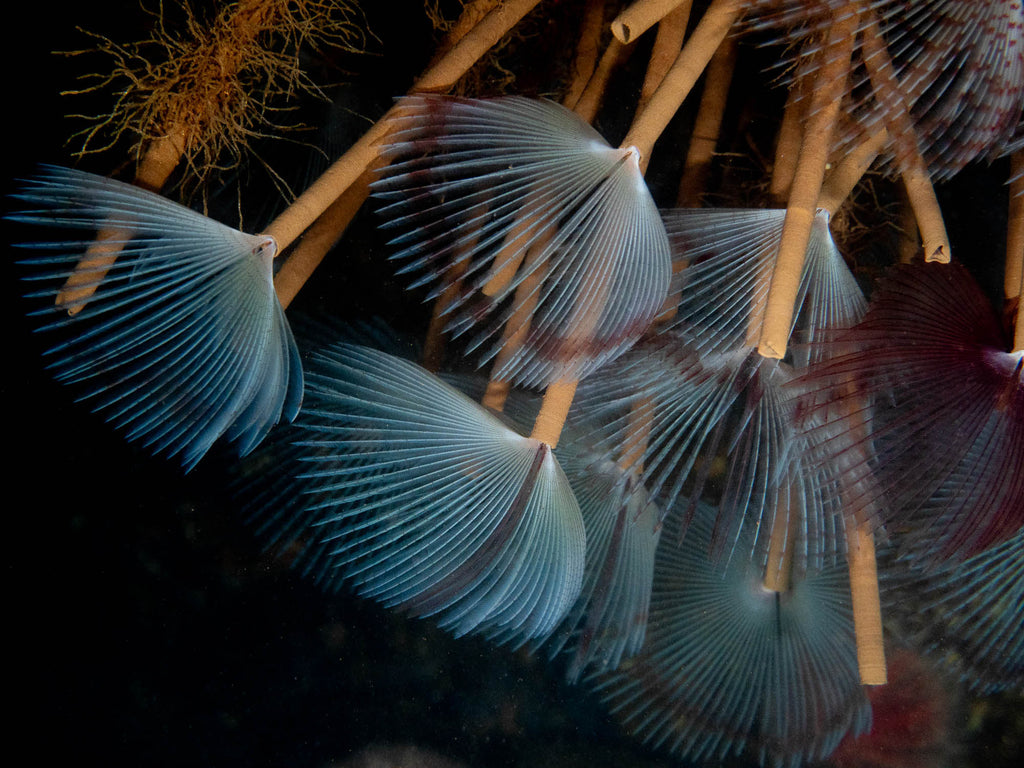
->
290, 343, 586, 645
10, 165, 302, 470
881, 525, 1024, 695
796, 260, 1024, 565
573, 208, 865, 571
594, 500, 871, 768
745, 0, 1024, 178
372, 95, 672, 387
540, 436, 661, 681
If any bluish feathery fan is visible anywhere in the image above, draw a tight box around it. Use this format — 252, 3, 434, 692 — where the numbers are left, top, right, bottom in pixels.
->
541, 424, 661, 682
10, 165, 302, 470
796, 260, 1024, 565
372, 95, 672, 388
881, 524, 1024, 696
285, 342, 586, 645
747, 0, 1024, 178
594, 498, 871, 768
571, 208, 867, 574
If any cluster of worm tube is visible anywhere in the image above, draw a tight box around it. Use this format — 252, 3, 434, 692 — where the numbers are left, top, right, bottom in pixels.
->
17, 2, 1023, 767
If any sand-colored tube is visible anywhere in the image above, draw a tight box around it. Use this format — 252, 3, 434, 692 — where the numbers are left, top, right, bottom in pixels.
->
1009, 152, 1024, 352
637, 1, 693, 115
562, 0, 606, 112
620, 0, 742, 161
900, 167, 949, 263
266, 0, 542, 263
769, 82, 806, 205
422, 259, 469, 373
896, 189, 920, 264
857, 3, 949, 263
611, 0, 692, 44
53, 225, 137, 315
55, 126, 188, 314
425, 0, 501, 69
428, 0, 595, 375
419, 1, 550, 369
530, 378, 580, 448
525, 208, 626, 441
480, 4, 632, 407
744, 124, 884, 345
517, 205, 626, 442
845, 515, 887, 685
743, 115, 886, 344
263, 116, 389, 251
817, 128, 889, 215
273, 164, 377, 310
762, 492, 795, 594
421, 200, 489, 373
481, 232, 551, 411
617, 395, 655, 474
474, 187, 555, 384
415, 0, 543, 92
481, 211, 544, 298
676, 32, 736, 206
573, 39, 633, 126
757, 7, 859, 360
133, 127, 190, 192
837, 377, 887, 686
618, 0, 701, 457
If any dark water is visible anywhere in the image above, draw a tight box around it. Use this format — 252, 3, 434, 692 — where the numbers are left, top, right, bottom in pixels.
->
7, 2, 1021, 768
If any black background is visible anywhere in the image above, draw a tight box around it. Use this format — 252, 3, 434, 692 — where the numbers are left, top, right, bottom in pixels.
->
6, 2, 1020, 767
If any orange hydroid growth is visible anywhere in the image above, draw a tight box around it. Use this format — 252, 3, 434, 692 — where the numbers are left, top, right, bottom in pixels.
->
43, 0, 541, 348
56, 0, 365, 312
65, 0, 365, 189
